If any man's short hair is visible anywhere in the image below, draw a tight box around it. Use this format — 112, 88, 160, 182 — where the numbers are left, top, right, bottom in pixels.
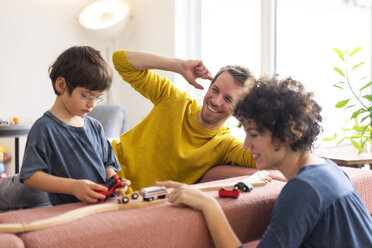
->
211, 65, 255, 87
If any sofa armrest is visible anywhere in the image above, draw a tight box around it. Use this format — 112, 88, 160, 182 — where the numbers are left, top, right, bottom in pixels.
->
0, 176, 285, 247
199, 165, 287, 183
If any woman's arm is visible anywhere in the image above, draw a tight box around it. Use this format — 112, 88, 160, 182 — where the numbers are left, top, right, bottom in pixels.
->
156, 181, 242, 248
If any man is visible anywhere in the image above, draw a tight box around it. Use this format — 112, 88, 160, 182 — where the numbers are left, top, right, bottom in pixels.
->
112, 49, 256, 190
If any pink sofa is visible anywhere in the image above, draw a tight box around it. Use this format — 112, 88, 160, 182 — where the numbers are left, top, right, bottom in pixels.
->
0, 166, 371, 248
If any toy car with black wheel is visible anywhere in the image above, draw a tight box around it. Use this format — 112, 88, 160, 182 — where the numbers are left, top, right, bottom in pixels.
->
117, 191, 139, 204
95, 175, 122, 202
233, 179, 253, 192
140, 186, 167, 202
218, 187, 240, 198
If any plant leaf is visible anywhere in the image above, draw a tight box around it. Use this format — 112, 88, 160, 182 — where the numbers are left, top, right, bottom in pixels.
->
333, 85, 344, 90
351, 139, 362, 152
323, 133, 337, 141
345, 104, 356, 110
359, 81, 372, 91
359, 76, 368, 80
335, 99, 350, 108
332, 48, 345, 61
349, 47, 362, 57
333, 67, 345, 77
336, 137, 347, 146
351, 62, 365, 71
351, 108, 366, 119
362, 95, 372, 101
361, 114, 371, 123
353, 124, 365, 132
361, 125, 369, 136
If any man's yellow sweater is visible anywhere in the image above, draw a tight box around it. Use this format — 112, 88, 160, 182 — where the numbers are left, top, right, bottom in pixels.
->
111, 50, 255, 190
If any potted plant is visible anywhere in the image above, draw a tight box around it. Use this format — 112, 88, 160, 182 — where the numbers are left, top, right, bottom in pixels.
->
324, 47, 372, 154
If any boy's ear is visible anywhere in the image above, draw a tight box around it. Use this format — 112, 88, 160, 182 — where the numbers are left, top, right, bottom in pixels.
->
55, 77, 67, 94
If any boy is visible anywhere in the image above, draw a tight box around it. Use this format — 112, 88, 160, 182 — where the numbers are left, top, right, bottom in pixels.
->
1, 46, 129, 209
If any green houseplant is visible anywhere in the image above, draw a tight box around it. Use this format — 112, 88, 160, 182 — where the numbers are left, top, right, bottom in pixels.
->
324, 47, 372, 154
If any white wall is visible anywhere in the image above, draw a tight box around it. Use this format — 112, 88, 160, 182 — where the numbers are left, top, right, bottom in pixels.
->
0, 0, 176, 174
109, 0, 177, 128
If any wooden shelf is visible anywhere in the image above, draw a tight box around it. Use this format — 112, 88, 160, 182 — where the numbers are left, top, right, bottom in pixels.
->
314, 145, 372, 168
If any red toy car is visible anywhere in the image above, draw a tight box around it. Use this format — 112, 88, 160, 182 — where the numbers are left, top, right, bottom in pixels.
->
95, 174, 122, 202
218, 187, 240, 199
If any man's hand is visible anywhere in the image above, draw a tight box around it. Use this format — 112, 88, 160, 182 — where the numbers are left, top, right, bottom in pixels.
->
180, 60, 213, 90
125, 50, 213, 90
72, 179, 107, 203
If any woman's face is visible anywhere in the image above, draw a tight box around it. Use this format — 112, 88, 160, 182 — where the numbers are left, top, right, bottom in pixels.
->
242, 120, 287, 170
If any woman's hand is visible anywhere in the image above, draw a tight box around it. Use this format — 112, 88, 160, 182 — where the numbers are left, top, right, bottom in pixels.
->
156, 181, 242, 248
155, 181, 215, 212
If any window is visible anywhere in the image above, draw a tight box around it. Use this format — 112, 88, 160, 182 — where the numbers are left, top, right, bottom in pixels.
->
175, 0, 261, 104
181, 0, 371, 145
277, 0, 371, 146
200, 0, 262, 135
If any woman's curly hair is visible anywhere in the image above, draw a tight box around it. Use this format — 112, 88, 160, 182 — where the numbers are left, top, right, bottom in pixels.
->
234, 75, 323, 152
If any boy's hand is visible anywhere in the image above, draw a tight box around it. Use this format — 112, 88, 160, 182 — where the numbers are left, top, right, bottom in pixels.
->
113, 179, 131, 195
73, 179, 107, 203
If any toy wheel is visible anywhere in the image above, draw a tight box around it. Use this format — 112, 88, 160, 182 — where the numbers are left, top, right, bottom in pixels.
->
144, 197, 154, 202
158, 194, 166, 199
121, 196, 129, 204
242, 186, 248, 192
132, 193, 139, 200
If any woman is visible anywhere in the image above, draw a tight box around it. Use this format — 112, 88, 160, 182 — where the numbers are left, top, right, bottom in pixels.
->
157, 75, 372, 248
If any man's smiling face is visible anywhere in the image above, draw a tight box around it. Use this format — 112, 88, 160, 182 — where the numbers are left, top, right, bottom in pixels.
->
198, 71, 243, 130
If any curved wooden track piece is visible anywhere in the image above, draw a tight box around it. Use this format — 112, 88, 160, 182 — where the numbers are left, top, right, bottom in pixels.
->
0, 199, 167, 233
192, 170, 272, 191
0, 171, 271, 233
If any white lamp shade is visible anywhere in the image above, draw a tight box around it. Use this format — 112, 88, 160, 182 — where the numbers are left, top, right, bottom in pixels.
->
78, 0, 130, 38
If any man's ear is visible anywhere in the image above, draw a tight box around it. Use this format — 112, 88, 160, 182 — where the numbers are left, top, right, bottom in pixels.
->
55, 77, 67, 94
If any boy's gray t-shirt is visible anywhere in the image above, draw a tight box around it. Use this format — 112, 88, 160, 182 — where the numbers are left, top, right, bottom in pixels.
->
19, 111, 120, 205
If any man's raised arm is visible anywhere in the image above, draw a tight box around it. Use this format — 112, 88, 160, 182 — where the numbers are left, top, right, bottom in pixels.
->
126, 50, 213, 90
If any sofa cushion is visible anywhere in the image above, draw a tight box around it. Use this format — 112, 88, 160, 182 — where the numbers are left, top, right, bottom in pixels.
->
0, 233, 24, 248
0, 176, 285, 247
341, 167, 372, 212
215, 178, 285, 242
198, 165, 286, 183
201, 165, 372, 213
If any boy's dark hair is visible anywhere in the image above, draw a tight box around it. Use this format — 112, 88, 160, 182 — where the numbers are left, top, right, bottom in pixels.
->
49, 46, 113, 95
211, 65, 255, 87
234, 75, 323, 152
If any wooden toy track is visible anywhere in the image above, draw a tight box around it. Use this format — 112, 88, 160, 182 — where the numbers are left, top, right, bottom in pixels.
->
0, 171, 271, 233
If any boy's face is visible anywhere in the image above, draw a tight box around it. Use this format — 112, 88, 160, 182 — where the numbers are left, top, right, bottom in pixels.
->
60, 87, 104, 117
